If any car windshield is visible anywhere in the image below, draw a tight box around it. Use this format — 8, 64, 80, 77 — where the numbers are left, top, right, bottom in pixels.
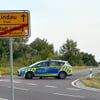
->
28, 60, 47, 68
28, 62, 41, 68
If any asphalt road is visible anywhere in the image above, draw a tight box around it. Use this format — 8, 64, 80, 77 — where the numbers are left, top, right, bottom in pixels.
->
0, 68, 100, 100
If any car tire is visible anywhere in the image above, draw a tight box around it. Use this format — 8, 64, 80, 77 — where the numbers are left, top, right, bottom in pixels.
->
40, 77, 43, 79
25, 72, 33, 79
58, 72, 66, 79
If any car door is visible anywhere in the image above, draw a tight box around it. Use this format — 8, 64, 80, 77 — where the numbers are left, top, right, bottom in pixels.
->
47, 61, 61, 75
35, 62, 49, 76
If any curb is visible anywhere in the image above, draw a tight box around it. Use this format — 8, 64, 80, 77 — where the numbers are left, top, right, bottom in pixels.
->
72, 79, 100, 92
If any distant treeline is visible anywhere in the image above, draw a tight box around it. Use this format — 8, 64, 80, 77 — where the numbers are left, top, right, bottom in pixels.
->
0, 38, 98, 67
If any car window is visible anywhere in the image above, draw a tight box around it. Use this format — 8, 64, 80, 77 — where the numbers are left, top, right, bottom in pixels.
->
64, 61, 70, 66
59, 62, 65, 66
49, 61, 60, 66
37, 62, 48, 67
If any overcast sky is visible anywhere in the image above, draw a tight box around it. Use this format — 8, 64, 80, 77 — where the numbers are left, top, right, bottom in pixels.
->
0, 0, 100, 61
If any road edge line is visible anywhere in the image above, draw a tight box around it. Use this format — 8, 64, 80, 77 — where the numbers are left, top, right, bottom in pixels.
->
72, 79, 80, 88
72, 78, 100, 92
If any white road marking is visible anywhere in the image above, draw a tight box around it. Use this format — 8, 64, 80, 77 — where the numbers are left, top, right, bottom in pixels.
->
8, 86, 29, 91
14, 87, 29, 91
66, 88, 81, 91
53, 93, 85, 98
72, 78, 100, 92
72, 79, 79, 88
0, 98, 8, 100
45, 85, 58, 88
0, 80, 22, 84
27, 83, 38, 86
0, 80, 9, 82
13, 81, 21, 83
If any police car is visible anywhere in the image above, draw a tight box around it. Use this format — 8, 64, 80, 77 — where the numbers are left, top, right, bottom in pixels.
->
18, 59, 72, 79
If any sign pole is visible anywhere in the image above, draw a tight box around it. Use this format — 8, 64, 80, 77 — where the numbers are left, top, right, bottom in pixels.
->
9, 38, 14, 100
0, 10, 30, 100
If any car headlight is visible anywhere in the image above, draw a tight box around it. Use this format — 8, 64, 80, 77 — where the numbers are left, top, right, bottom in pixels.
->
21, 69, 25, 72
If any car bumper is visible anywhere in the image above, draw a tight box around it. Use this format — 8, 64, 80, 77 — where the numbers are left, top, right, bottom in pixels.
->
17, 71, 21, 76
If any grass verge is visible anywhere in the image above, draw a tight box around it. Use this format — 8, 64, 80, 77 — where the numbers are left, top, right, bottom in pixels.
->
80, 73, 100, 89
72, 66, 96, 70
0, 66, 22, 75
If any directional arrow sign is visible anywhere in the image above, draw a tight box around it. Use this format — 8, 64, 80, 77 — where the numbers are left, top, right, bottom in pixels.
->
0, 10, 30, 37
21, 14, 26, 22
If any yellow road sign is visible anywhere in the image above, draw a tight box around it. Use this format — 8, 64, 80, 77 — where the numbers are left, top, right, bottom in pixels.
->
0, 10, 30, 37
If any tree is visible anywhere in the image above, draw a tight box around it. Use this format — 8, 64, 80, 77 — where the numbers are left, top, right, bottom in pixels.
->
13, 38, 28, 59
59, 39, 83, 66
30, 38, 54, 62
0, 38, 31, 66
81, 52, 98, 66
0, 37, 98, 67
0, 39, 9, 63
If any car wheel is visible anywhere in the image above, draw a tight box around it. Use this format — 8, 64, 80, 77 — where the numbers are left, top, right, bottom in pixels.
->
40, 76, 43, 79
58, 72, 66, 79
25, 72, 33, 79
56, 76, 59, 79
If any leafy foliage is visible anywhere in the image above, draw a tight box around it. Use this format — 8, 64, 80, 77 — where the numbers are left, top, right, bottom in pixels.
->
59, 39, 98, 66
60, 39, 83, 66
0, 38, 98, 67
30, 38, 54, 62
81, 52, 98, 66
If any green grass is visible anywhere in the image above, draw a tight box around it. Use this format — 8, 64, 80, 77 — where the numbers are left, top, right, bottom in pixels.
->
0, 66, 22, 75
72, 66, 96, 70
81, 73, 100, 89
